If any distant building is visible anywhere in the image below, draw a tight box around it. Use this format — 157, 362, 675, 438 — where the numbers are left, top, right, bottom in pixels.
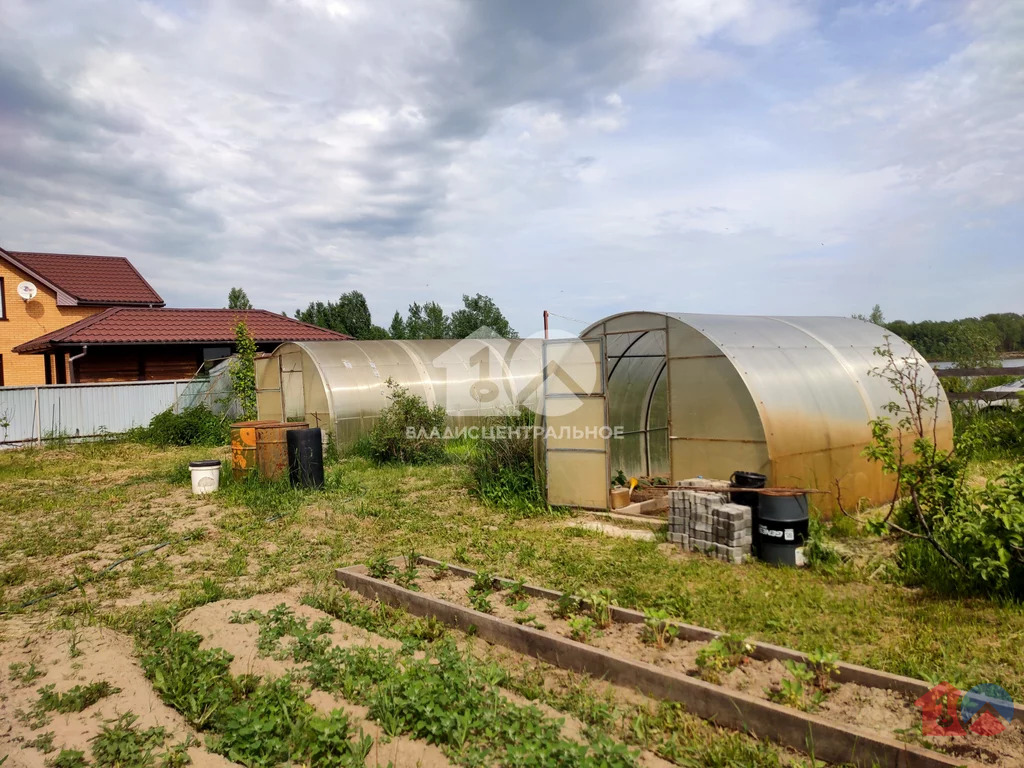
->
1, 247, 350, 385
0, 248, 164, 386
14, 307, 350, 383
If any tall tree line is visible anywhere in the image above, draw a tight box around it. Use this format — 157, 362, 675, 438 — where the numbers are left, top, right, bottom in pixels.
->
284, 291, 518, 340
855, 305, 1024, 362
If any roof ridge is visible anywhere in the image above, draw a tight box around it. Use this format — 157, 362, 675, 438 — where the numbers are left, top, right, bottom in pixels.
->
4, 250, 164, 306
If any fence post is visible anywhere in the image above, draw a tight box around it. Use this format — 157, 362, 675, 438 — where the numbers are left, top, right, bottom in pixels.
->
34, 387, 42, 446
173, 381, 179, 414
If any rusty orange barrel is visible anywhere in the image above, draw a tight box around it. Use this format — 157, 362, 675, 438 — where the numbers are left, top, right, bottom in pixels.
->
231, 420, 276, 481
256, 422, 309, 482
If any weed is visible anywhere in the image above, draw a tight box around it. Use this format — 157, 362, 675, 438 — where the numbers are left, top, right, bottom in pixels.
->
514, 613, 546, 629
807, 648, 841, 692
642, 608, 679, 650
394, 552, 420, 591
208, 677, 371, 768
140, 625, 243, 729
90, 712, 190, 768
9, 661, 45, 686
126, 406, 228, 447
430, 561, 450, 580
359, 379, 446, 465
0, 563, 29, 587
36, 681, 120, 714
804, 518, 844, 572
302, 590, 446, 648
568, 615, 597, 643
469, 591, 493, 614
503, 578, 527, 606
551, 593, 581, 619
695, 633, 754, 684
581, 588, 614, 629
766, 661, 825, 712
469, 409, 547, 513
470, 569, 495, 594
366, 555, 398, 581
29, 731, 56, 754
651, 591, 694, 620
50, 750, 88, 768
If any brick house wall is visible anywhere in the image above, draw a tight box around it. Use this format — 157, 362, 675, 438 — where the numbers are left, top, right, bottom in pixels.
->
0, 260, 104, 386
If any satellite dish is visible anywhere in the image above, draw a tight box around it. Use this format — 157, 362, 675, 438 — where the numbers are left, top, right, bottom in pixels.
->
17, 281, 38, 300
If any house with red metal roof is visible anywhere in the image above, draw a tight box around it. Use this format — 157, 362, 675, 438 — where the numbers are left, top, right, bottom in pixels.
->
13, 307, 350, 382
1, 248, 350, 385
0, 248, 166, 386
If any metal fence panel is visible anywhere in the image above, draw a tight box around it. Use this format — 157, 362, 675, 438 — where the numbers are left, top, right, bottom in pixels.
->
0, 380, 190, 444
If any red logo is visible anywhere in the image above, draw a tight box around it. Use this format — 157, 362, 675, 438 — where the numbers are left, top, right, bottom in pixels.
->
915, 682, 1011, 737
915, 682, 966, 736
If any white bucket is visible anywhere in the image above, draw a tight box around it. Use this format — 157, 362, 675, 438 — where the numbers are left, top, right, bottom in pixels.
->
189, 460, 221, 495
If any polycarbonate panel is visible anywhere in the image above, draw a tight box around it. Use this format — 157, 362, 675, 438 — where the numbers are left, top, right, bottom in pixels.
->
604, 328, 667, 479
547, 451, 608, 509
612, 432, 645, 480
261, 340, 545, 449
671, 439, 771, 485
583, 311, 952, 513
546, 398, 606, 450
255, 356, 283, 422
646, 367, 669, 477
668, 356, 764, 442
544, 339, 603, 396
543, 337, 609, 510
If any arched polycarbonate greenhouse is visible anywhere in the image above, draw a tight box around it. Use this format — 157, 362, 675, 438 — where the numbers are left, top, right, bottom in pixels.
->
255, 338, 545, 446
256, 312, 952, 514
579, 312, 953, 513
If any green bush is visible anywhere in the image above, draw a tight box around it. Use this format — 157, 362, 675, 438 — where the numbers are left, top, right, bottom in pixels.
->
128, 405, 228, 447
953, 403, 1024, 459
357, 379, 446, 464
470, 409, 547, 513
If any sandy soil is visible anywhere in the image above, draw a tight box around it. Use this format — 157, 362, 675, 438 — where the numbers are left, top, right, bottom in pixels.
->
179, 592, 453, 768
415, 571, 1024, 767
0, 625, 235, 768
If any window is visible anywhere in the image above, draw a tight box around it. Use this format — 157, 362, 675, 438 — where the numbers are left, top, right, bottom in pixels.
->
0, 277, 5, 320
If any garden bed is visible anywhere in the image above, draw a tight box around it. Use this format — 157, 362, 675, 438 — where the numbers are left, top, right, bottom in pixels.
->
336, 556, 1024, 768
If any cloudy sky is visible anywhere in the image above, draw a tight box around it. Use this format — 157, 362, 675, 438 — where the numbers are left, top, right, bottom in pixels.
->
1, 0, 1021, 337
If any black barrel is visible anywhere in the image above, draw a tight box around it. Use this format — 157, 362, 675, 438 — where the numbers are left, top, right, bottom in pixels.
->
756, 492, 809, 566
287, 428, 324, 489
730, 470, 767, 551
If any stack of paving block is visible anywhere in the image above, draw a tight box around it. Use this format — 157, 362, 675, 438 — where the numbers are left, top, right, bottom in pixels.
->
669, 480, 752, 564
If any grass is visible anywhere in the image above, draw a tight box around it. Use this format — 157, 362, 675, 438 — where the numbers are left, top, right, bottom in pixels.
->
2, 440, 1024, 712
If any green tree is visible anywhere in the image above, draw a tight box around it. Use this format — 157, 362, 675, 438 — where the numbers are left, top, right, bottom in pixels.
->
404, 302, 451, 339
294, 291, 377, 338
852, 304, 885, 326
944, 321, 1000, 369
388, 311, 406, 340
227, 287, 252, 310
450, 293, 518, 339
230, 322, 258, 420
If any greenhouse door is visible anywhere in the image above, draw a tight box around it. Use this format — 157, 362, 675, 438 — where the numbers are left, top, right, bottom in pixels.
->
543, 338, 610, 510
279, 348, 306, 422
